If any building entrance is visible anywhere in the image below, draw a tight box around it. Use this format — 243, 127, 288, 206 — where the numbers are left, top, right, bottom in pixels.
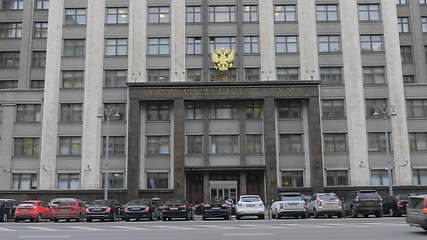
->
209, 181, 238, 201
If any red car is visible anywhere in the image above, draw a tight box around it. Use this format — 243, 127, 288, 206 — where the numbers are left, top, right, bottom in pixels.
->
14, 201, 52, 222
50, 198, 86, 222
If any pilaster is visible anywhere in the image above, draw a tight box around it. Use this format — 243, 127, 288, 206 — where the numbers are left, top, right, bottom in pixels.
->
128, 0, 147, 83
259, 0, 276, 81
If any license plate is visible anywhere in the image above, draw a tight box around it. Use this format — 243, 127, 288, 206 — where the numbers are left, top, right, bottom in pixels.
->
20, 209, 28, 212
247, 204, 255, 207
93, 208, 102, 211
288, 203, 298, 206
212, 207, 220, 210
131, 208, 141, 211
170, 207, 178, 210
59, 209, 68, 212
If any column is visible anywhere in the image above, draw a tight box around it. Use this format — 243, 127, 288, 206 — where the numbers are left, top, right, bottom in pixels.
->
81, 0, 105, 189
408, 1, 427, 83
340, 0, 370, 186
239, 172, 247, 195
128, 0, 147, 83
259, 0, 276, 81
39, 0, 64, 190
297, 0, 319, 81
308, 97, 324, 193
18, 0, 34, 88
170, 0, 186, 82
302, 101, 312, 187
0, 105, 15, 189
263, 98, 277, 203
127, 99, 141, 200
203, 172, 209, 202
381, 1, 412, 186
173, 99, 185, 198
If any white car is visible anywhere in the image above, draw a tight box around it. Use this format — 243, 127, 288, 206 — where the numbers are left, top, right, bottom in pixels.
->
235, 195, 265, 220
271, 192, 307, 219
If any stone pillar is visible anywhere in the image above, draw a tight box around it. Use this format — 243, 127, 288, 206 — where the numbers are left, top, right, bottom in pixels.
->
259, 0, 276, 81
263, 98, 277, 203
408, 1, 427, 83
170, 0, 186, 82
81, 0, 105, 189
239, 172, 247, 195
203, 172, 209, 202
0, 104, 15, 189
127, 99, 141, 200
39, 0, 64, 190
128, 0, 147, 83
239, 102, 246, 166
308, 97, 324, 193
18, 0, 34, 88
340, 0, 370, 186
302, 101, 312, 187
173, 99, 185, 198
381, 1, 412, 186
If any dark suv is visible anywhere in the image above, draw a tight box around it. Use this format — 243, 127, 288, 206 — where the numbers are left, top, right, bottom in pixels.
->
382, 195, 408, 217
343, 190, 383, 218
0, 199, 17, 222
86, 199, 121, 222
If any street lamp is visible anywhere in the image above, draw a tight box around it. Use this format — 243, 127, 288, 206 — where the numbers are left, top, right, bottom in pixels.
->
104, 106, 121, 200
372, 104, 396, 197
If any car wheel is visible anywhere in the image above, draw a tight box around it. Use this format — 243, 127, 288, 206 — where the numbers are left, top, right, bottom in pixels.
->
375, 211, 382, 218
224, 215, 230, 220
313, 209, 319, 218
272, 212, 276, 219
87, 218, 92, 222
53, 218, 59, 222
351, 207, 358, 218
259, 214, 265, 220
125, 218, 131, 222
337, 212, 343, 218
236, 215, 241, 220
301, 213, 307, 219
14, 219, 20, 222
327, 215, 333, 218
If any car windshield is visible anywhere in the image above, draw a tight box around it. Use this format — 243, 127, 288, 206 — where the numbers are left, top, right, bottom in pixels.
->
128, 199, 151, 206
319, 194, 337, 201
90, 200, 109, 206
52, 201, 75, 206
17, 202, 35, 207
398, 195, 408, 201
240, 197, 260, 202
165, 200, 187, 205
280, 195, 303, 201
358, 191, 379, 199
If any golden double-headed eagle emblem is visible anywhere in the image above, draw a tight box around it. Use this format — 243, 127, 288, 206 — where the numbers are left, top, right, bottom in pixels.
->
211, 48, 235, 71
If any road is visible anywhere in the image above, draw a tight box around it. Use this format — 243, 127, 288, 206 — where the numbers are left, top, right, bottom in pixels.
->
0, 217, 425, 240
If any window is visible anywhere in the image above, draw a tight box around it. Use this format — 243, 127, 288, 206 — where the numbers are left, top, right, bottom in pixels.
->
321, 99, 345, 118
209, 37, 236, 51
407, 99, 427, 118
282, 171, 303, 187
316, 5, 338, 21
186, 69, 202, 82
412, 169, 427, 185
148, 38, 170, 55
244, 68, 259, 81
104, 70, 127, 88
210, 68, 237, 82
277, 68, 299, 81
34, 22, 47, 38
105, 39, 128, 56
326, 170, 348, 186
274, 5, 297, 22
246, 102, 262, 119
101, 173, 124, 189
32, 51, 46, 68
422, 17, 427, 32
403, 75, 415, 83
363, 66, 385, 84
398, 17, 410, 33
57, 173, 80, 190
275, 36, 298, 53
209, 102, 238, 120
422, 0, 427, 4
323, 133, 347, 152
209, 6, 235, 22
210, 135, 239, 153
370, 169, 390, 186
147, 173, 168, 189
147, 136, 170, 155
366, 99, 387, 118
147, 69, 170, 82
62, 71, 84, 88
14, 138, 40, 157
243, 5, 258, 22
2, 0, 23, 10
187, 135, 203, 154
368, 132, 392, 152
320, 67, 342, 84
318, 36, 340, 53
396, 0, 407, 4
103, 136, 125, 155
186, 102, 203, 120
0, 51, 19, 68
35, 0, 48, 9
358, 4, 380, 21
409, 132, 427, 151
17, 104, 42, 122
186, 37, 202, 54
146, 103, 170, 121
106, 7, 128, 24
246, 135, 262, 153
186, 6, 201, 23
58, 136, 81, 156
148, 7, 170, 23
30, 80, 44, 89
401, 46, 413, 64
0, 23, 22, 38
360, 35, 383, 52
13, 174, 37, 190
63, 39, 85, 57
278, 100, 302, 119
103, 103, 126, 121
280, 134, 303, 153
60, 103, 82, 122
0, 80, 18, 89
65, 9, 87, 25
244, 36, 259, 54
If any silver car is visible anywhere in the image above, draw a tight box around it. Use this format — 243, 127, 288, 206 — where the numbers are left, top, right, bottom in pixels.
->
306, 193, 344, 218
271, 193, 307, 219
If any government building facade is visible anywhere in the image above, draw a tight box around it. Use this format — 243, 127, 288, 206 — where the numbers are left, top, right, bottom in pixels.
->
0, 0, 426, 203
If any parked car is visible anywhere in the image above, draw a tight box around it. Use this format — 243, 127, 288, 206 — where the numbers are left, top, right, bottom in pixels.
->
122, 199, 160, 221
161, 199, 194, 221
50, 198, 86, 222
382, 194, 408, 217
406, 194, 427, 231
0, 199, 17, 222
14, 201, 52, 222
202, 200, 231, 220
343, 190, 383, 218
235, 195, 265, 220
86, 199, 121, 222
306, 193, 343, 218
271, 193, 307, 219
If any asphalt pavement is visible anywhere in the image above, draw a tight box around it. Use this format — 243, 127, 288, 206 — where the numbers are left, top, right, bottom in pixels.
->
0, 217, 425, 240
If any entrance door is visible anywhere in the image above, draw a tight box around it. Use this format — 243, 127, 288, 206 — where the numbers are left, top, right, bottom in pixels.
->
209, 181, 238, 201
